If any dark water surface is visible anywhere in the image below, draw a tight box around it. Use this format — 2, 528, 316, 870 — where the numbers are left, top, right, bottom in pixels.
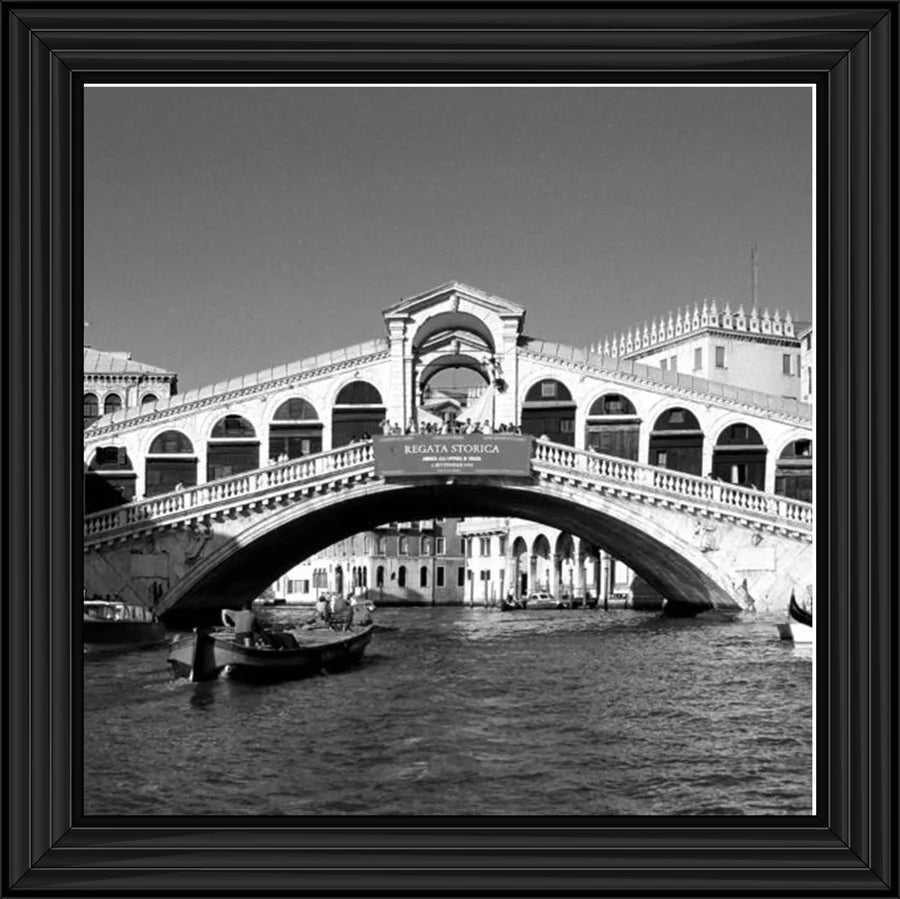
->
84, 607, 812, 816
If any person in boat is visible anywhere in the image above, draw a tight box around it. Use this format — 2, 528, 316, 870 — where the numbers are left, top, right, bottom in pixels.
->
315, 594, 329, 623
328, 592, 349, 629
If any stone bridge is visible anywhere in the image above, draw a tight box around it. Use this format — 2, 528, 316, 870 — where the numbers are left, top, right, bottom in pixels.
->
84, 440, 813, 620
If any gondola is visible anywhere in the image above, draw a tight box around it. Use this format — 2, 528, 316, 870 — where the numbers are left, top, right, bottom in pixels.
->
776, 591, 813, 643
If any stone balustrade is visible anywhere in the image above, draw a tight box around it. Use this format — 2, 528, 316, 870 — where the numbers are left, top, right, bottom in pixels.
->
85, 438, 812, 544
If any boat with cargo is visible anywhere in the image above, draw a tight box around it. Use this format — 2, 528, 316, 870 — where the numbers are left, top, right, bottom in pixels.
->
168, 609, 374, 682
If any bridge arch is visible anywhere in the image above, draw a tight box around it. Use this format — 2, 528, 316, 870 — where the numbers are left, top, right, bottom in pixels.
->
151, 474, 765, 619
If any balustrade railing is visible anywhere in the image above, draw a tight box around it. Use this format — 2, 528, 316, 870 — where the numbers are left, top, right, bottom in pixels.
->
530, 440, 813, 528
85, 438, 811, 541
84, 442, 375, 539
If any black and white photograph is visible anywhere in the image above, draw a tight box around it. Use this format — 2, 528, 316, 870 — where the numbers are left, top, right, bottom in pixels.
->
81, 84, 816, 818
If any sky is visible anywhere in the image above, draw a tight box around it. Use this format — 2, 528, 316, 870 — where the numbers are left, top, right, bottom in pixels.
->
84, 85, 813, 391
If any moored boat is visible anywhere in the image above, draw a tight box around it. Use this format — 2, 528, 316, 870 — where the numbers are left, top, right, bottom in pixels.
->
83, 599, 166, 652
777, 592, 813, 643
168, 610, 374, 682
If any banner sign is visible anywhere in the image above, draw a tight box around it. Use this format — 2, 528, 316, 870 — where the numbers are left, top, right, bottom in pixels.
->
373, 434, 533, 478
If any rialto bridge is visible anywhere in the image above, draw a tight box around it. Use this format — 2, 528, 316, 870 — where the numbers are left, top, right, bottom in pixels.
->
83, 281, 813, 619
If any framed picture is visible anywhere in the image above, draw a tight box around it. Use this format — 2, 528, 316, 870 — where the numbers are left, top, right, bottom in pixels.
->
5, 4, 895, 895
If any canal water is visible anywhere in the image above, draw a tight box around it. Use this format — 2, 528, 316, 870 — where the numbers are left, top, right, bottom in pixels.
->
84, 606, 813, 816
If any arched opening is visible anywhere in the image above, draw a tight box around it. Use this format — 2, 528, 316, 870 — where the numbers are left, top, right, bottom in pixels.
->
141, 393, 158, 407
649, 408, 703, 475
420, 565, 428, 587
521, 379, 576, 446
103, 393, 122, 416
397, 565, 407, 588
531, 533, 552, 592
376, 565, 385, 588
83, 393, 99, 429
331, 381, 385, 448
511, 536, 529, 597
712, 423, 767, 489
145, 430, 197, 496
418, 357, 491, 431
334, 565, 344, 595
775, 439, 812, 501
555, 532, 576, 600
269, 397, 323, 461
585, 393, 639, 459
86, 446, 136, 510
207, 415, 259, 482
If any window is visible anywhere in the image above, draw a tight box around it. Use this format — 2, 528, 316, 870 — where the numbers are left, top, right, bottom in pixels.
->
479, 537, 491, 556
541, 381, 557, 398
457, 567, 465, 587
782, 353, 792, 374
376, 565, 385, 588
807, 367, 813, 395
670, 356, 677, 372
141, 393, 158, 406
436, 537, 446, 555
83, 393, 99, 428
376, 536, 387, 554
498, 536, 507, 556
693, 348, 702, 370
795, 354, 801, 377
421, 537, 432, 555
658, 451, 668, 468
399, 537, 409, 555
436, 566, 445, 587
480, 570, 490, 581
796, 440, 812, 458
420, 566, 428, 587
660, 359, 668, 372
560, 419, 575, 433
669, 410, 685, 425
103, 393, 122, 415
398, 566, 406, 587
715, 346, 726, 368
806, 334, 813, 350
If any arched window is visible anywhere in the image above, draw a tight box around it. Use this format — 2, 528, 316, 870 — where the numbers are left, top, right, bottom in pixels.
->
83, 393, 99, 429
103, 393, 122, 415
270, 397, 322, 460
397, 565, 407, 588
712, 423, 767, 489
521, 379, 576, 446
586, 394, 640, 460
376, 565, 385, 588
210, 415, 256, 439
332, 381, 385, 448
421, 536, 432, 555
86, 446, 136, 511
145, 430, 197, 496
141, 393, 158, 406
376, 536, 387, 554
648, 408, 703, 475
207, 415, 259, 482
775, 439, 812, 502
420, 566, 428, 587
399, 536, 409, 555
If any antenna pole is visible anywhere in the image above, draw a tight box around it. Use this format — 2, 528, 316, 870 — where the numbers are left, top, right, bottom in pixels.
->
751, 241, 759, 307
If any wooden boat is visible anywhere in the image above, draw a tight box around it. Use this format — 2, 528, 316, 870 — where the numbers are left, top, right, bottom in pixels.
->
83, 599, 166, 652
777, 592, 813, 643
168, 610, 374, 682
500, 596, 525, 611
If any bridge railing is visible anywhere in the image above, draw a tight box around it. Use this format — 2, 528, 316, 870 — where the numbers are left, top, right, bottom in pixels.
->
85, 438, 812, 541
84, 442, 375, 539
531, 441, 813, 528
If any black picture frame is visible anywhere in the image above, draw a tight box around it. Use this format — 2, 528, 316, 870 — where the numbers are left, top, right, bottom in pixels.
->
4, 3, 896, 895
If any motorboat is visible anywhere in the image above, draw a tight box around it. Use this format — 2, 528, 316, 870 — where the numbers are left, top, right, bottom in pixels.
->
83, 598, 166, 652
168, 609, 374, 682
777, 592, 813, 643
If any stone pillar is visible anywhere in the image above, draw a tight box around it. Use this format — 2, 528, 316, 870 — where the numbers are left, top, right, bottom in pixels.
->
701, 440, 715, 480
385, 318, 410, 428
551, 553, 561, 599
576, 551, 587, 601
600, 551, 611, 605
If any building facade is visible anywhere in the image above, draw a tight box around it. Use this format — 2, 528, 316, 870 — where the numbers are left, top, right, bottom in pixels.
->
273, 518, 467, 606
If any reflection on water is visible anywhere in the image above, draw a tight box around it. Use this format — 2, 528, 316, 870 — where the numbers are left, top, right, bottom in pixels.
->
84, 607, 812, 816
